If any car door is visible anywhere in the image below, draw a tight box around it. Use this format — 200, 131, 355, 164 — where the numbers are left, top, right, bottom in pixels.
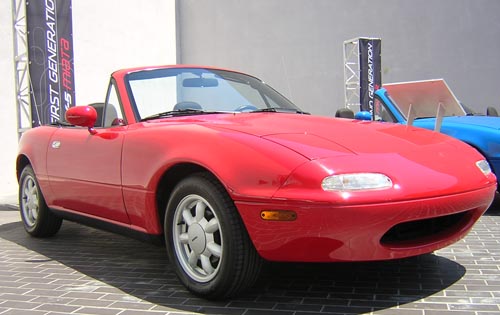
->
46, 81, 129, 224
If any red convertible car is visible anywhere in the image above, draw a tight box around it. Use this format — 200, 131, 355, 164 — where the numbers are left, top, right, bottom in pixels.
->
17, 65, 496, 299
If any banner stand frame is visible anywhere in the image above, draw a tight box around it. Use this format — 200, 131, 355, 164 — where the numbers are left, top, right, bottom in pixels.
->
11, 0, 31, 138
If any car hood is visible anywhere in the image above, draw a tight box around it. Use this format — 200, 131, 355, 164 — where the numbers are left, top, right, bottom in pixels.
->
415, 115, 500, 130
206, 113, 462, 160
147, 113, 494, 203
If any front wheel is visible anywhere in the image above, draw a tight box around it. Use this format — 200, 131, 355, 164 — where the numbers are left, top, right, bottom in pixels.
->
19, 165, 62, 237
165, 173, 262, 299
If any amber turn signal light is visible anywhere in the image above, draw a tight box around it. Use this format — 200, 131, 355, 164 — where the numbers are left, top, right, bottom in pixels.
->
260, 210, 297, 221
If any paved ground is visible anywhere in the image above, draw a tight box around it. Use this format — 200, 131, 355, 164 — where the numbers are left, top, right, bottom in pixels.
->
0, 199, 499, 315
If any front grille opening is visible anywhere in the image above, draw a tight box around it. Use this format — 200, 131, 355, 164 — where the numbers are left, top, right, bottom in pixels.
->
381, 211, 470, 246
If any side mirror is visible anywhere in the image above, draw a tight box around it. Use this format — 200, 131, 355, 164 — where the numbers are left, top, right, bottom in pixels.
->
65, 106, 98, 134
354, 111, 372, 121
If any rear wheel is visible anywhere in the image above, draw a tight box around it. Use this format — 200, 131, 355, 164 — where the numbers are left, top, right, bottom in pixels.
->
165, 173, 262, 299
19, 165, 62, 237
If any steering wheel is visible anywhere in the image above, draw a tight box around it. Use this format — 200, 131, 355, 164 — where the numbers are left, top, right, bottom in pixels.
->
234, 105, 258, 112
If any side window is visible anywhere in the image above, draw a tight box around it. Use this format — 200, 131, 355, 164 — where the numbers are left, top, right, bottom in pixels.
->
103, 81, 125, 127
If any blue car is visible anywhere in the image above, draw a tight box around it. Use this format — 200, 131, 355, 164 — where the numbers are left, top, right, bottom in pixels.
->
371, 79, 500, 180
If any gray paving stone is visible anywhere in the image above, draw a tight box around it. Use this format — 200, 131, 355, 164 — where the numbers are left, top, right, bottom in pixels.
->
67, 298, 114, 308
119, 311, 171, 315
244, 310, 294, 315
424, 310, 476, 315
373, 309, 424, 315
0, 310, 48, 315
61, 291, 107, 300
29, 296, 77, 305
0, 300, 41, 310
0, 293, 37, 302
399, 301, 449, 310
448, 302, 500, 311
34, 302, 81, 313
19, 282, 61, 290
274, 302, 323, 312
73, 306, 122, 315
108, 301, 153, 310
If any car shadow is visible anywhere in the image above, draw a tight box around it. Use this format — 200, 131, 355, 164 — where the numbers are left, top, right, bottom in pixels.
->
0, 220, 466, 314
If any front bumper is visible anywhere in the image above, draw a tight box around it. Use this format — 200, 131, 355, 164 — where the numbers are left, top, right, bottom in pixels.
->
235, 184, 496, 262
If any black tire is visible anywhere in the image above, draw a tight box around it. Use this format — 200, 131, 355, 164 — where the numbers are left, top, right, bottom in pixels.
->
19, 165, 62, 237
164, 173, 262, 299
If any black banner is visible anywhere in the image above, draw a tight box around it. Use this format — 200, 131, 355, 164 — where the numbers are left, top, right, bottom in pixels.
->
359, 38, 381, 113
26, 0, 76, 126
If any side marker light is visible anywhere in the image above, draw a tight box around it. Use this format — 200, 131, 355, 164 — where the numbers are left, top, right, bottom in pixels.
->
261, 210, 297, 221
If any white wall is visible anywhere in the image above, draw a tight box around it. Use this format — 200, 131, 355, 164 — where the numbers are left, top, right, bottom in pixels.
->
72, 0, 177, 105
0, 0, 177, 204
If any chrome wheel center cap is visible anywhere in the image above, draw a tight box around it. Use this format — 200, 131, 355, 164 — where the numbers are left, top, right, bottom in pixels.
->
188, 223, 206, 254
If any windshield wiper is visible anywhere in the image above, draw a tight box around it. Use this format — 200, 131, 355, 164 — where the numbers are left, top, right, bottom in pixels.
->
250, 107, 310, 114
141, 109, 219, 121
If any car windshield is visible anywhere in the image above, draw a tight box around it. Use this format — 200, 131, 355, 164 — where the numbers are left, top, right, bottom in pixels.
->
383, 79, 466, 120
125, 68, 301, 119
